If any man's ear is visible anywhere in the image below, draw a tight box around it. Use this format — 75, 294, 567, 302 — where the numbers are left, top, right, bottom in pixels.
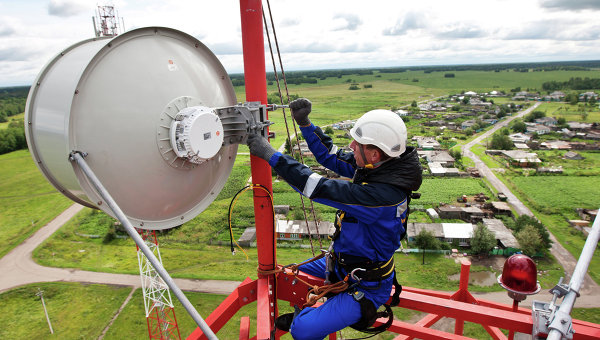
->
370, 148, 382, 164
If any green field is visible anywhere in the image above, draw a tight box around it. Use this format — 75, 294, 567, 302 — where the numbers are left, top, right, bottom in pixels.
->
0, 150, 72, 258
0, 282, 132, 339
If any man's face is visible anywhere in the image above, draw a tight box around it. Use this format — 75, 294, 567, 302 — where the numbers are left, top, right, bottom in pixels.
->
350, 139, 366, 167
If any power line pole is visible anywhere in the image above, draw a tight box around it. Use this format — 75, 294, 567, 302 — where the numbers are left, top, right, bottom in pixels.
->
36, 288, 54, 334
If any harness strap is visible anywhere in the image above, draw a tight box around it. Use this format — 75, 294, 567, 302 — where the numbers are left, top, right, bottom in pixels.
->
336, 253, 395, 281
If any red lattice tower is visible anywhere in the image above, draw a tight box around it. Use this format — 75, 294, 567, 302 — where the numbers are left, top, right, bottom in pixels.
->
137, 229, 182, 340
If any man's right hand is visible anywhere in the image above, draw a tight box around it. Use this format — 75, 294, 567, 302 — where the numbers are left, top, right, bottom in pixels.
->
290, 98, 312, 126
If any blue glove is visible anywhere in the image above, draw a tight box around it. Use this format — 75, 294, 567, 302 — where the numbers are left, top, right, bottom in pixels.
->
290, 98, 312, 126
247, 133, 276, 161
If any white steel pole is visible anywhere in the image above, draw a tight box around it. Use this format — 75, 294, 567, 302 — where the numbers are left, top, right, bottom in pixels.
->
37, 289, 54, 334
69, 151, 217, 340
547, 208, 600, 340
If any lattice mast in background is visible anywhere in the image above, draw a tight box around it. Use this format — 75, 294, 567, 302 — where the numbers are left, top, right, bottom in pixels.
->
92, 5, 124, 37
137, 229, 181, 340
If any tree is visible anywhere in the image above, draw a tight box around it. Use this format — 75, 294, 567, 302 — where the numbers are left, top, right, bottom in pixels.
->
414, 230, 440, 265
516, 225, 543, 256
490, 132, 513, 150
513, 215, 552, 252
411, 100, 418, 108
511, 119, 527, 133
470, 224, 497, 255
324, 126, 334, 135
566, 93, 578, 105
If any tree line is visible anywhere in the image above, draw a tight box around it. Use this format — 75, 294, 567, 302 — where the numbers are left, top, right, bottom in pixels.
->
542, 77, 600, 91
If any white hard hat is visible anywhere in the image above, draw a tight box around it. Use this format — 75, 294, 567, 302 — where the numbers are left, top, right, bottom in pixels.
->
350, 109, 407, 157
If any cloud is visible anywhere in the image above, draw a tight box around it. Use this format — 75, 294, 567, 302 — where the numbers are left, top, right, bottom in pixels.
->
383, 12, 427, 36
539, 0, 600, 11
503, 20, 600, 41
0, 23, 16, 37
0, 46, 34, 62
204, 41, 242, 55
332, 14, 362, 31
48, 0, 87, 18
435, 24, 486, 39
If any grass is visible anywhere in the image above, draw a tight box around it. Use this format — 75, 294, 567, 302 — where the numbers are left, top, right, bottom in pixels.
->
0, 282, 132, 339
416, 177, 492, 207
0, 149, 72, 259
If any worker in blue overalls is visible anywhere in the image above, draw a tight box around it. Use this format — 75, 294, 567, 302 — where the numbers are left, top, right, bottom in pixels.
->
247, 98, 422, 339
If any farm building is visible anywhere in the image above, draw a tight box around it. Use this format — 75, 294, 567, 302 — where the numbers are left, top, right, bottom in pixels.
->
275, 220, 335, 240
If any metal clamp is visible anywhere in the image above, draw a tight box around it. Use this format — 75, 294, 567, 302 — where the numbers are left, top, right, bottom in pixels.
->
213, 101, 273, 147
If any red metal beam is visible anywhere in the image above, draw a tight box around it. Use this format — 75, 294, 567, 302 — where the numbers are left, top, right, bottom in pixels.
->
187, 278, 256, 340
240, 0, 275, 338
240, 316, 250, 340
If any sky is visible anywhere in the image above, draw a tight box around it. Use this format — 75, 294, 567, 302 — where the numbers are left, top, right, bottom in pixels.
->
1, 0, 600, 87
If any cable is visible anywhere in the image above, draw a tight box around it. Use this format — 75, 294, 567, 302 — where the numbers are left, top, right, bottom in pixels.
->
262, 1, 323, 254
227, 184, 276, 262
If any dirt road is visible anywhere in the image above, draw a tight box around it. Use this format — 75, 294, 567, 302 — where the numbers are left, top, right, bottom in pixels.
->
462, 102, 599, 295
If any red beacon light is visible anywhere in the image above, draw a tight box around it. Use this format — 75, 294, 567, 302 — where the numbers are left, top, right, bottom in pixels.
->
498, 254, 541, 302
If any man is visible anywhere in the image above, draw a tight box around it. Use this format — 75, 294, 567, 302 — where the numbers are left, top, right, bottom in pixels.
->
247, 98, 422, 339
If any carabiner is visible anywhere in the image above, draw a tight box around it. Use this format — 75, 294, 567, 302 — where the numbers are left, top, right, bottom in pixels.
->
350, 268, 366, 281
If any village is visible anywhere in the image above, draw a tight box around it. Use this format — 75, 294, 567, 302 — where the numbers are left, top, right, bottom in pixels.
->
240, 90, 600, 257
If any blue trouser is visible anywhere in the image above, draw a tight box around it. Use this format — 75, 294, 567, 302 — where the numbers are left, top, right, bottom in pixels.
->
289, 257, 393, 340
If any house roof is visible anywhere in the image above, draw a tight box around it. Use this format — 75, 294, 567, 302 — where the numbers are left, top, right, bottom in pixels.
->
407, 223, 445, 238
483, 218, 519, 248
276, 220, 334, 235
442, 223, 474, 239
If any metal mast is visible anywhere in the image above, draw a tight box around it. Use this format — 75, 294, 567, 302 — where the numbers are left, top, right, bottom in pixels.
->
137, 230, 182, 340
93, 5, 123, 37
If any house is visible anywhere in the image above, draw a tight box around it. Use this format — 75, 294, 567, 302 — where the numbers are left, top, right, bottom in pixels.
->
567, 122, 592, 131
586, 132, 600, 140
406, 223, 473, 247
461, 120, 477, 130
578, 91, 598, 102
560, 128, 576, 139
395, 109, 409, 116
482, 219, 519, 250
540, 140, 571, 150
564, 151, 584, 160
416, 137, 441, 150
428, 162, 460, 177
426, 151, 455, 167
500, 150, 542, 167
276, 220, 335, 240
526, 123, 551, 135
509, 133, 531, 144
487, 201, 512, 216
535, 117, 557, 126
464, 91, 477, 96
545, 91, 566, 101
514, 143, 529, 149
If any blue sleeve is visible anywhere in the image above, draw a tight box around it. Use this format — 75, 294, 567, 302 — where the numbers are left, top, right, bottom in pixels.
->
268, 152, 406, 224
300, 124, 356, 179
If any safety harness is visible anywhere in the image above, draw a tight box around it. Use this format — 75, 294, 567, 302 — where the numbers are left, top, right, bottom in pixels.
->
258, 195, 412, 336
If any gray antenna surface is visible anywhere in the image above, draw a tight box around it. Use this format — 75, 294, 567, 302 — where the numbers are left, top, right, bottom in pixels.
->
25, 27, 238, 230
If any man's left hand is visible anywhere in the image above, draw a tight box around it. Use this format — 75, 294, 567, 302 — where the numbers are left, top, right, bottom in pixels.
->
247, 133, 276, 161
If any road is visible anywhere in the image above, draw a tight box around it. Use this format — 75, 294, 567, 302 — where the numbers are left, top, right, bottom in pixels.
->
0, 203, 240, 295
461, 102, 599, 295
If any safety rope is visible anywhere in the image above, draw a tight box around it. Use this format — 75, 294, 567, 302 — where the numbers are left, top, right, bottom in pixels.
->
262, 1, 323, 255
257, 252, 350, 308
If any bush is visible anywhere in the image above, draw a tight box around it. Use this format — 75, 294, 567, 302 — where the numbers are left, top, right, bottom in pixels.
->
348, 85, 360, 90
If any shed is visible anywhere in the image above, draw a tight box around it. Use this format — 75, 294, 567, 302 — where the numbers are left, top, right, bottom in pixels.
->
482, 219, 519, 249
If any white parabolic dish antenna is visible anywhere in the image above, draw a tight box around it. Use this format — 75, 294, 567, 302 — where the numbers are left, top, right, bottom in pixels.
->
25, 27, 238, 230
